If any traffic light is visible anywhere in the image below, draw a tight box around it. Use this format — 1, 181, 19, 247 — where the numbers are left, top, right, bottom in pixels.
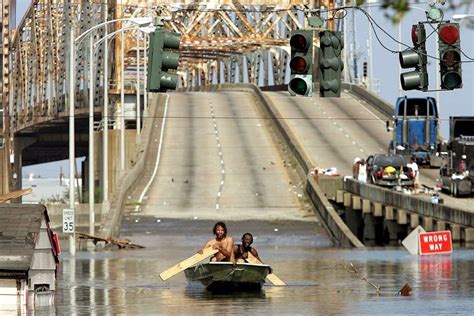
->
147, 28, 181, 92
438, 22, 462, 90
288, 30, 313, 97
319, 30, 343, 98
399, 23, 428, 91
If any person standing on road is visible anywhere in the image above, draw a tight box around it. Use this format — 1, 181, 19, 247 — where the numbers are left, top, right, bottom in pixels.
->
358, 159, 367, 183
408, 157, 419, 189
198, 221, 235, 263
353, 157, 361, 179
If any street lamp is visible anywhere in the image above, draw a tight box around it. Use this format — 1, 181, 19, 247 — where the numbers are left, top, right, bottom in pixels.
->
69, 16, 153, 253
93, 24, 154, 167
452, 14, 474, 21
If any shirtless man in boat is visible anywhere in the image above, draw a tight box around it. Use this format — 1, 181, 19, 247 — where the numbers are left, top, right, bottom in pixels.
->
198, 221, 235, 262
233, 233, 261, 263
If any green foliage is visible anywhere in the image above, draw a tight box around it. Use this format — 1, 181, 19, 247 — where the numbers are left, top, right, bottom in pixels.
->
355, 0, 473, 25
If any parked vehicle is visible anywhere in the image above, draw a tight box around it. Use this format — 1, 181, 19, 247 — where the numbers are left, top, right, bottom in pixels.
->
439, 117, 474, 197
366, 154, 415, 187
387, 96, 442, 167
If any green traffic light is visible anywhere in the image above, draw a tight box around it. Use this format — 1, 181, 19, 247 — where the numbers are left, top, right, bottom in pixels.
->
147, 28, 181, 92
288, 30, 313, 97
400, 24, 428, 91
289, 78, 308, 96
441, 72, 462, 90
319, 30, 343, 98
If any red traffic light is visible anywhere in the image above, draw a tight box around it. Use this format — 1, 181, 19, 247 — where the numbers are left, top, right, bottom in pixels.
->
290, 34, 309, 51
290, 56, 309, 73
439, 24, 459, 44
411, 25, 418, 45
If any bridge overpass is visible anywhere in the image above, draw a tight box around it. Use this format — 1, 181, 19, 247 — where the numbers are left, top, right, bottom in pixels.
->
0, 1, 472, 247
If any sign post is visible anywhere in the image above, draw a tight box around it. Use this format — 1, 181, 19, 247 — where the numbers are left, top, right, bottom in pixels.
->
419, 230, 452, 255
63, 208, 75, 234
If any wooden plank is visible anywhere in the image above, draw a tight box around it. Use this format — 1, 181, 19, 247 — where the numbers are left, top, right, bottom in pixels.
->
247, 253, 286, 286
0, 188, 32, 203
159, 247, 218, 281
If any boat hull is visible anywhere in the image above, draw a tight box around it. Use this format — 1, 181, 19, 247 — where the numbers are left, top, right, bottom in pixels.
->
184, 262, 271, 292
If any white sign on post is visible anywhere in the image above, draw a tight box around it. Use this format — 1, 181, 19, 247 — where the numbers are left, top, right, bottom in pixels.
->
62, 208, 75, 233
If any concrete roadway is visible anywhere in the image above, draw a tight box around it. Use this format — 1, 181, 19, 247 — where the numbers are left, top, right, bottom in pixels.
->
137, 91, 316, 221
265, 90, 473, 210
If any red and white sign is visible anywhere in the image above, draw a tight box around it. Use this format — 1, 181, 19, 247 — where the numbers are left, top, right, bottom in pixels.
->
419, 231, 452, 255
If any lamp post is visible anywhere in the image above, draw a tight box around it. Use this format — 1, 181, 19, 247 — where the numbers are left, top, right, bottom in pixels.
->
452, 14, 474, 21
88, 35, 94, 236
94, 24, 154, 169
69, 27, 76, 255
71, 16, 153, 242
136, 33, 141, 139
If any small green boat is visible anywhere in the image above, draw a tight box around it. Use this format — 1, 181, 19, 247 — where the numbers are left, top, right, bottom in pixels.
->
184, 262, 271, 291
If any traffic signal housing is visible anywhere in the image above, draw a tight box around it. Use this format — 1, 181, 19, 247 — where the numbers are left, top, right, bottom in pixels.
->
319, 30, 343, 98
288, 30, 313, 97
438, 22, 462, 90
399, 23, 428, 91
147, 28, 181, 92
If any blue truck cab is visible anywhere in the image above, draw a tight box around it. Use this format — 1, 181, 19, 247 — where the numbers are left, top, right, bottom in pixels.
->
387, 96, 441, 167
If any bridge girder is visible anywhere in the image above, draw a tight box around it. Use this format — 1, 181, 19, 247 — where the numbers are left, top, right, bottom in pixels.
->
1, 0, 338, 194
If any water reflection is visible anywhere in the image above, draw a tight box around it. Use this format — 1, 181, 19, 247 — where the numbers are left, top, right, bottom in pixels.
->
6, 219, 474, 315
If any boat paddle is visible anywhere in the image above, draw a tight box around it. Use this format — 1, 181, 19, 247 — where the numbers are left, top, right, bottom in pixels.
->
247, 252, 286, 286
159, 247, 218, 281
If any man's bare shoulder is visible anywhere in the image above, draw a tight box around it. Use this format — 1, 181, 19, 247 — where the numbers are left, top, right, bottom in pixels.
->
224, 236, 234, 244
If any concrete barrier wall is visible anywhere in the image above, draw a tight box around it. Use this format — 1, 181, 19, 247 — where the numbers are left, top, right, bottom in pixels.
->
344, 178, 474, 227
98, 94, 167, 239
306, 176, 364, 248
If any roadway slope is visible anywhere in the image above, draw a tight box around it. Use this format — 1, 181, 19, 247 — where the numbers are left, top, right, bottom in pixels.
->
136, 91, 315, 221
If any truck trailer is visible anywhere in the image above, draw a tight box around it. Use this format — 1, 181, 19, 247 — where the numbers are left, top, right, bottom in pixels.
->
439, 116, 474, 197
387, 96, 441, 167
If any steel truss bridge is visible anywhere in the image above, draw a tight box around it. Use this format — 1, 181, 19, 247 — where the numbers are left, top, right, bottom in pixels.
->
0, 0, 339, 194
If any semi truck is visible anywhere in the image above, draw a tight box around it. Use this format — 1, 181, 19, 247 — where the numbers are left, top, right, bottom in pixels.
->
387, 96, 441, 167
439, 117, 474, 197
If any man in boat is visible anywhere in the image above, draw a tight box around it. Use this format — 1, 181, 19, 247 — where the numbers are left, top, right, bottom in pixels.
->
198, 221, 235, 262
234, 233, 261, 263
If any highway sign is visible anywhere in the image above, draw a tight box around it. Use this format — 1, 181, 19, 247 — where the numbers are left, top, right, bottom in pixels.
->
419, 230, 452, 255
62, 208, 75, 233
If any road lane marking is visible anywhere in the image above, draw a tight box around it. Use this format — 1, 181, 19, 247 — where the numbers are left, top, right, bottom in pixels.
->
208, 93, 226, 210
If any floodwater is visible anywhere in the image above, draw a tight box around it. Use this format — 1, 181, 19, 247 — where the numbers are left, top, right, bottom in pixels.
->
7, 218, 474, 315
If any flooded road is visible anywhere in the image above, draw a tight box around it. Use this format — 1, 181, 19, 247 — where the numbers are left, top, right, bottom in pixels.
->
13, 217, 474, 315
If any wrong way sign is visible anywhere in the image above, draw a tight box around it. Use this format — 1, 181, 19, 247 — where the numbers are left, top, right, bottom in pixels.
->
419, 230, 452, 255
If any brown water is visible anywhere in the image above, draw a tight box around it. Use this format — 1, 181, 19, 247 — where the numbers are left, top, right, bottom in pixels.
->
11, 218, 474, 315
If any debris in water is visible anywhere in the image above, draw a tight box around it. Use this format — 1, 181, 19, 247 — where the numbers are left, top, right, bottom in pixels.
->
398, 283, 412, 296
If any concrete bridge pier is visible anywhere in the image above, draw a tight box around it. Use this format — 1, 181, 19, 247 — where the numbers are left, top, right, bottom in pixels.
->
343, 194, 363, 240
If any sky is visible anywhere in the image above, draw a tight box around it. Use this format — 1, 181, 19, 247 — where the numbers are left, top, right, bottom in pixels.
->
349, 1, 473, 138
15, 1, 474, 177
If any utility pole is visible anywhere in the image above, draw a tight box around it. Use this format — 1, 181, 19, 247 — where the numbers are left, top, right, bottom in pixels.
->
352, 7, 358, 81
